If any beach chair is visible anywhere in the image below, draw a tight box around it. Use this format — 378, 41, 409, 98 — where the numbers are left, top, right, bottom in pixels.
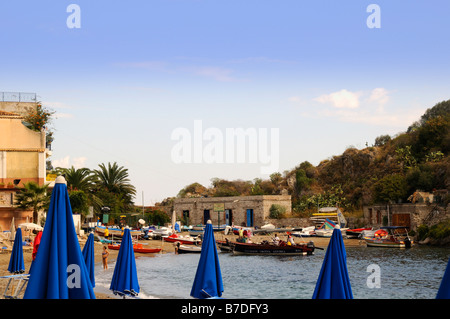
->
0, 274, 30, 299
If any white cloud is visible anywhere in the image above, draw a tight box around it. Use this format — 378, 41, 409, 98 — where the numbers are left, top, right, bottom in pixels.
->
314, 89, 361, 109
368, 87, 389, 105
309, 87, 425, 128
52, 156, 87, 169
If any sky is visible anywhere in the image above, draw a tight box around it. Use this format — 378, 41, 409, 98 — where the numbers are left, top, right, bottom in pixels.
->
1, 1, 449, 205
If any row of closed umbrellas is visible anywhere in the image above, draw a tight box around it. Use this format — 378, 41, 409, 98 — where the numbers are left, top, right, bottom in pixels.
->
5, 176, 450, 299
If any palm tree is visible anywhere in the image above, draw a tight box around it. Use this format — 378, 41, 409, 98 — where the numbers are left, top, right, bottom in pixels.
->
55, 166, 96, 191
94, 162, 136, 214
15, 182, 50, 224
55, 166, 103, 215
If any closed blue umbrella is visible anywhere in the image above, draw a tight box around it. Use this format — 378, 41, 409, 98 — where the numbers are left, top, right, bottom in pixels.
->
82, 232, 95, 288
436, 257, 450, 299
190, 220, 223, 299
110, 228, 139, 297
312, 226, 353, 299
23, 176, 95, 299
8, 229, 25, 274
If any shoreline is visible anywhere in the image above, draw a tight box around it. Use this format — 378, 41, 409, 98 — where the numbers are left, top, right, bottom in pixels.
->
0, 231, 362, 299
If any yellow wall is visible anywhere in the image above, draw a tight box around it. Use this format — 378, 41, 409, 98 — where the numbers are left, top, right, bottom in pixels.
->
0, 118, 45, 150
6, 152, 39, 178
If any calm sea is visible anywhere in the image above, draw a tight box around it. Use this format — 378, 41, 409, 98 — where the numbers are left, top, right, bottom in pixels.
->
94, 244, 450, 299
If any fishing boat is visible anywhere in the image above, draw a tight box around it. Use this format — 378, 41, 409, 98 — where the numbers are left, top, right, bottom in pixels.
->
364, 226, 413, 248
163, 233, 201, 245
108, 243, 161, 254
231, 240, 316, 256
95, 225, 141, 238
216, 239, 233, 252
175, 242, 202, 254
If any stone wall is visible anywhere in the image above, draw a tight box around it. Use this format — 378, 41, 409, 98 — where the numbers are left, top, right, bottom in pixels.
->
363, 203, 450, 230
173, 195, 292, 227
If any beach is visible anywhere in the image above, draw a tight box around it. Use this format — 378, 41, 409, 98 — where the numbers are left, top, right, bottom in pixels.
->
0, 232, 363, 299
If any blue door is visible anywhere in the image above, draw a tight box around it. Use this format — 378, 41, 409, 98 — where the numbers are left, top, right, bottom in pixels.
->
246, 209, 254, 227
225, 209, 232, 226
203, 210, 211, 224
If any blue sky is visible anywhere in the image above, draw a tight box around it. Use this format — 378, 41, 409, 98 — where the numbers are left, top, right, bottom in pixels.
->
1, 1, 449, 204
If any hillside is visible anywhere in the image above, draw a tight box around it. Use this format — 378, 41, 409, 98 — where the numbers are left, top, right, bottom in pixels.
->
173, 100, 450, 214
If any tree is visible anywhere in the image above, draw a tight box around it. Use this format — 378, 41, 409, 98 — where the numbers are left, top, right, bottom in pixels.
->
93, 162, 136, 215
94, 162, 136, 196
69, 190, 90, 215
374, 134, 391, 147
55, 166, 103, 214
372, 174, 408, 203
15, 182, 50, 224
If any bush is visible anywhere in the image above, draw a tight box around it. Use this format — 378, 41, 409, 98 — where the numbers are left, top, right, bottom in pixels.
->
428, 221, 450, 240
269, 204, 286, 219
417, 224, 429, 241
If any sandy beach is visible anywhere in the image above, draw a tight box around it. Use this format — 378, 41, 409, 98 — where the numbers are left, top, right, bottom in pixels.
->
0, 231, 364, 299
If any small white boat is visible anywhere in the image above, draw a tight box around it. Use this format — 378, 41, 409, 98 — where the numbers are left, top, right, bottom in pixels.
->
314, 229, 334, 237
175, 243, 202, 254
292, 226, 315, 237
364, 226, 413, 248
150, 227, 173, 238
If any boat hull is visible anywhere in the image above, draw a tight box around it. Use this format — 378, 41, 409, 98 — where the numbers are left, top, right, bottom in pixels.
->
364, 238, 413, 248
107, 244, 161, 254
164, 237, 200, 245
177, 245, 202, 254
232, 242, 315, 256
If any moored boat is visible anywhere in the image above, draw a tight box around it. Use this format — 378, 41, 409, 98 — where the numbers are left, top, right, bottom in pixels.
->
96, 225, 141, 238
164, 233, 201, 245
232, 240, 316, 256
364, 226, 413, 248
216, 239, 233, 252
345, 227, 373, 239
108, 243, 161, 254
175, 242, 202, 254
291, 226, 315, 237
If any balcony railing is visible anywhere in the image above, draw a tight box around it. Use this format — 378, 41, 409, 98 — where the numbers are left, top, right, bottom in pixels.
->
1, 92, 37, 102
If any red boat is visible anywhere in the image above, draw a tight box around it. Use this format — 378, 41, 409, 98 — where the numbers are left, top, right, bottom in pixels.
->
163, 234, 201, 245
108, 243, 161, 254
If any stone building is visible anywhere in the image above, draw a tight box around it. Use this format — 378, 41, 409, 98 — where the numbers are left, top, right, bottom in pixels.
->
173, 195, 292, 227
0, 94, 52, 231
363, 203, 450, 231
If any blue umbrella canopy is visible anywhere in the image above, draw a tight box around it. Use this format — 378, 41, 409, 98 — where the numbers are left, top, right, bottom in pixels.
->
8, 229, 25, 274
82, 232, 95, 288
190, 220, 224, 299
436, 257, 450, 299
312, 226, 353, 299
23, 176, 95, 299
110, 228, 140, 297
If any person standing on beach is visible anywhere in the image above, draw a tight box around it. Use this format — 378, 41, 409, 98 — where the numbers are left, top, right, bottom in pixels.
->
102, 246, 109, 270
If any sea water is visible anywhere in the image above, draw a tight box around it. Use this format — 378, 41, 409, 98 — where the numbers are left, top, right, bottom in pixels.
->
94, 245, 450, 299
